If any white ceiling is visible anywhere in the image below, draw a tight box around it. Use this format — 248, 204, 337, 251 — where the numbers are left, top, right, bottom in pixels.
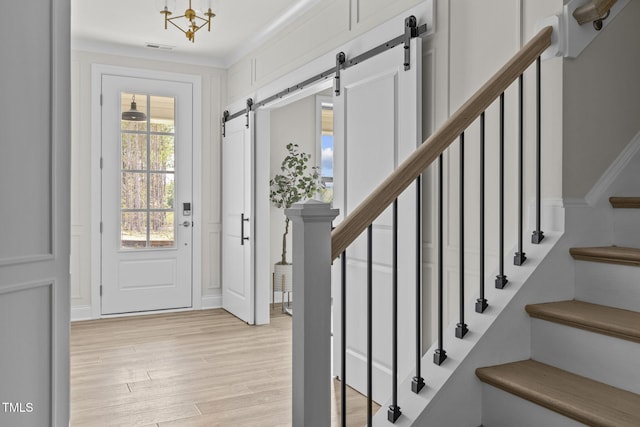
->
71, 0, 321, 68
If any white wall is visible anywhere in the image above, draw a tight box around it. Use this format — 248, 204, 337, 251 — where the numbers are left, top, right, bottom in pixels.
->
70, 50, 226, 318
226, 0, 424, 103
0, 1, 71, 424
563, 0, 640, 200
420, 0, 564, 345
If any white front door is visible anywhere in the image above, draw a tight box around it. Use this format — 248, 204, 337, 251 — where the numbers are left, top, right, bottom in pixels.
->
332, 38, 422, 403
101, 75, 193, 315
222, 115, 255, 324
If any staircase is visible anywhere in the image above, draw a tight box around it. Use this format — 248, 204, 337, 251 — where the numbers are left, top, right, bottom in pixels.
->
288, 18, 640, 423
476, 197, 640, 426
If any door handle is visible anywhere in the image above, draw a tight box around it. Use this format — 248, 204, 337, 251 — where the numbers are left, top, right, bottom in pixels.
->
182, 221, 191, 227
241, 213, 250, 245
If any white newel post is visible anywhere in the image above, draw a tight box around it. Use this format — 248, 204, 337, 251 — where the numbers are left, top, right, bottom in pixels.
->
286, 200, 339, 427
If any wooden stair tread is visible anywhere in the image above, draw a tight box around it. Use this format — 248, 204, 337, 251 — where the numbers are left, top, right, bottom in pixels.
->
610, 197, 640, 208
476, 360, 640, 427
569, 246, 640, 266
525, 300, 640, 343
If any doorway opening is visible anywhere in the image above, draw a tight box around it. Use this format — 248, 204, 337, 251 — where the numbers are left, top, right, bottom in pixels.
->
318, 96, 335, 205
266, 86, 334, 318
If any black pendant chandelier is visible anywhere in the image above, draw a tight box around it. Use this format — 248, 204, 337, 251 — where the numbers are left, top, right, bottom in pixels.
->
122, 95, 147, 122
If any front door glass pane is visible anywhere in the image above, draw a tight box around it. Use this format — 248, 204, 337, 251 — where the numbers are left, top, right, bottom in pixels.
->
150, 212, 175, 248
121, 172, 147, 209
121, 212, 147, 249
120, 93, 176, 249
149, 173, 174, 209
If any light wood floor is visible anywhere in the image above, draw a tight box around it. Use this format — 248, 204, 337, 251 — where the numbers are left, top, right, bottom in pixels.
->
70, 307, 378, 426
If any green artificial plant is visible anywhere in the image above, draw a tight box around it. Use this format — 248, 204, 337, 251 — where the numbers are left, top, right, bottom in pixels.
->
269, 143, 324, 265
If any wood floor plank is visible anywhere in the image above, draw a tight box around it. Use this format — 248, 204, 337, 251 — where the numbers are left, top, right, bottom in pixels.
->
476, 359, 640, 427
72, 402, 201, 427
71, 308, 374, 426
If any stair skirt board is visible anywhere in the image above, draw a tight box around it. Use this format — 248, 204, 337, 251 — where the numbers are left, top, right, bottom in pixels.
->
476, 360, 640, 427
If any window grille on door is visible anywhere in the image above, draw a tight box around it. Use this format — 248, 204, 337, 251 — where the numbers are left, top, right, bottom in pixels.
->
119, 93, 176, 249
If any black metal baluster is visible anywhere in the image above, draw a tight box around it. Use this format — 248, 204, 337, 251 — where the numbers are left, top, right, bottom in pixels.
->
514, 74, 527, 266
367, 225, 373, 426
434, 155, 447, 365
456, 134, 469, 338
341, 250, 347, 427
413, 175, 426, 393
388, 201, 401, 423
532, 56, 545, 244
476, 113, 489, 313
495, 93, 509, 289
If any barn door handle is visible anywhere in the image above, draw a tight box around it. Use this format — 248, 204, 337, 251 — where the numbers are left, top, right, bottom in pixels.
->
241, 213, 250, 245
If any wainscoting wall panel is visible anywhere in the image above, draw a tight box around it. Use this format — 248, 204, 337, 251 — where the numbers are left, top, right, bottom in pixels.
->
0, 282, 54, 425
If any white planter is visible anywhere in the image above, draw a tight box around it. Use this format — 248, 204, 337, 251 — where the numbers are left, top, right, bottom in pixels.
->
273, 263, 293, 293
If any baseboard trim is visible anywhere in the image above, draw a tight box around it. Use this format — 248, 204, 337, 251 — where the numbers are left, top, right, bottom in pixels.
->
562, 198, 590, 208
72, 297, 222, 322
70, 305, 93, 322
201, 294, 222, 309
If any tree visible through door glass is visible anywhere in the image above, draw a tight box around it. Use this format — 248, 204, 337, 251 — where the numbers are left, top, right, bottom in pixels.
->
120, 92, 176, 249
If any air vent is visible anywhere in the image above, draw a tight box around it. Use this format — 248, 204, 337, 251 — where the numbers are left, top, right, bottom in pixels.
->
145, 43, 174, 51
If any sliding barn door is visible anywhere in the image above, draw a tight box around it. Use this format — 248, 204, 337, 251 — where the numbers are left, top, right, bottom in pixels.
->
0, 0, 70, 425
332, 38, 422, 403
221, 115, 255, 324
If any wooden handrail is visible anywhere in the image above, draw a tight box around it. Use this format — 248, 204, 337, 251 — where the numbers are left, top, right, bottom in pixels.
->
573, 0, 617, 25
331, 26, 553, 260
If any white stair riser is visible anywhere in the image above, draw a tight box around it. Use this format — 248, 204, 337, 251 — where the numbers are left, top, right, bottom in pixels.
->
531, 319, 640, 394
612, 209, 640, 247
481, 383, 587, 427
574, 260, 640, 312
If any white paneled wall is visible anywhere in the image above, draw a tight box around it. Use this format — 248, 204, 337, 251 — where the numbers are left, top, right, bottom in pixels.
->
0, 0, 71, 423
419, 0, 564, 348
226, 0, 425, 102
